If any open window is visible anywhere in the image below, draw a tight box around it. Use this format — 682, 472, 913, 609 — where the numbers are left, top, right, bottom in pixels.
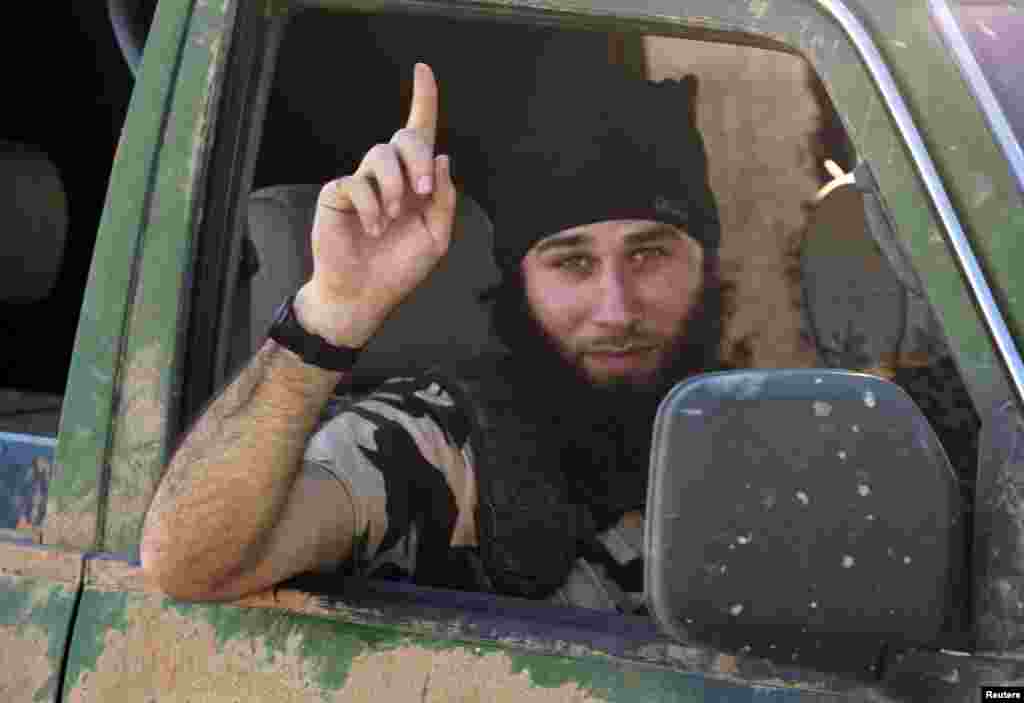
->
157, 0, 1010, 691
0, 6, 133, 540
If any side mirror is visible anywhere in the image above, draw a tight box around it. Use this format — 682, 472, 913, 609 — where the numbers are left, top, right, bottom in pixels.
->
645, 369, 964, 676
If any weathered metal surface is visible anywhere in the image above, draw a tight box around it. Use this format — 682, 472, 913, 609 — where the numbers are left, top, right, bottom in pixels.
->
101, 0, 237, 557
884, 648, 1024, 702
0, 542, 83, 703
64, 589, 608, 703
62, 597, 845, 701
0, 540, 82, 584
0, 432, 55, 531
44, 0, 199, 552
974, 401, 1024, 652
42, 0, 235, 556
69, 557, 898, 700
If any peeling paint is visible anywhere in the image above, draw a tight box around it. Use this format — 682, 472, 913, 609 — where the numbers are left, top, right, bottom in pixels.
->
105, 341, 168, 553
0, 572, 79, 703
64, 592, 613, 702
42, 492, 99, 552
0, 621, 56, 702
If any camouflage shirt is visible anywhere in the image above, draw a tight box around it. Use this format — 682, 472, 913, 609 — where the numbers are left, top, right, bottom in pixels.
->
303, 376, 647, 613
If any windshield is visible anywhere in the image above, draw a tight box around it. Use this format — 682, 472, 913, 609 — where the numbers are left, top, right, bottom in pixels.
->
949, 2, 1024, 155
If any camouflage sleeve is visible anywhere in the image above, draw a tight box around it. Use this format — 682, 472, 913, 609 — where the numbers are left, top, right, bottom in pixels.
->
302, 377, 477, 579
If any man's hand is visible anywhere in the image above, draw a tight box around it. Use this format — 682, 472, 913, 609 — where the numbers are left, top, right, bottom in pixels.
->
297, 63, 458, 347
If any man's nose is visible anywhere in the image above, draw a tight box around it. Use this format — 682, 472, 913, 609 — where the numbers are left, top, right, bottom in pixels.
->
591, 267, 640, 327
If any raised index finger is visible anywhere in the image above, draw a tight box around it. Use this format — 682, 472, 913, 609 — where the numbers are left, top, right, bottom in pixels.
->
405, 63, 439, 148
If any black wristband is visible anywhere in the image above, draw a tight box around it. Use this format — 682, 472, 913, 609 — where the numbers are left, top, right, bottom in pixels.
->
267, 294, 362, 372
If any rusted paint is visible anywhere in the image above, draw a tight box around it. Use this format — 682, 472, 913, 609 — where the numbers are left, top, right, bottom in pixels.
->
0, 541, 83, 585
0, 619, 56, 703
63, 589, 612, 702
104, 342, 170, 554
88, 540, 869, 692
85, 556, 152, 594
45, 0, 198, 552
0, 547, 83, 703
42, 491, 100, 553
102, 0, 235, 555
76, 558, 872, 698
64, 585, 862, 702
340, 645, 602, 702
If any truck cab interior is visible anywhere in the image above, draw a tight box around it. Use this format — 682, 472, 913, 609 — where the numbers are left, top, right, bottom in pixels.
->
216, 4, 980, 641
0, 5, 137, 435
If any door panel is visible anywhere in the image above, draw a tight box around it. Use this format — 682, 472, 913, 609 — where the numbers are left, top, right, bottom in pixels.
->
63, 556, 863, 702
0, 542, 82, 703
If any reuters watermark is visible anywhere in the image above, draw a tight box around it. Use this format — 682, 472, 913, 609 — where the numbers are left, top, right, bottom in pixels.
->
983, 687, 1024, 700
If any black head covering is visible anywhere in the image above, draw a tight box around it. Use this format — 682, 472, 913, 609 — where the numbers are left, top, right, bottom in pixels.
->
488, 70, 721, 277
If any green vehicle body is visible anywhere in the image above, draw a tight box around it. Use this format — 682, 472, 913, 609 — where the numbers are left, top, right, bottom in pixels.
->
4, 0, 1024, 700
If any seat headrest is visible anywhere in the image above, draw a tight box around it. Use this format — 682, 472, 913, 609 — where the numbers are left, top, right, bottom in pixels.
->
800, 160, 949, 376
0, 142, 68, 303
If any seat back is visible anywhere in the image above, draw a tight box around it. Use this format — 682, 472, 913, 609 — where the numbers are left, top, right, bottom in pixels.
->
0, 141, 68, 303
800, 160, 949, 375
238, 184, 504, 383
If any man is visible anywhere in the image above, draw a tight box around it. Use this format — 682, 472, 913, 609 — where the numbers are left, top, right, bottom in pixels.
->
140, 62, 723, 610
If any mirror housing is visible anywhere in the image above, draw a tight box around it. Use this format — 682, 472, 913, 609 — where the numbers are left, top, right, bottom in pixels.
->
645, 369, 965, 676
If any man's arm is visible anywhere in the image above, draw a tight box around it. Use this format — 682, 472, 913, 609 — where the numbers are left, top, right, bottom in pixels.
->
141, 332, 353, 602
141, 63, 457, 601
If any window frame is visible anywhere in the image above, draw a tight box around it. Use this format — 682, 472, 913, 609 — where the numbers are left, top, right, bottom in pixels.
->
150, 0, 1020, 688
929, 0, 1024, 198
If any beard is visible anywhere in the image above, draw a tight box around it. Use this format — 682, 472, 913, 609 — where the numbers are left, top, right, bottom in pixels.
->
512, 258, 724, 428
481, 253, 724, 526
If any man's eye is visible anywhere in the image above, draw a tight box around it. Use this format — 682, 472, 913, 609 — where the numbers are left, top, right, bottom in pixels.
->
554, 255, 593, 274
631, 247, 669, 263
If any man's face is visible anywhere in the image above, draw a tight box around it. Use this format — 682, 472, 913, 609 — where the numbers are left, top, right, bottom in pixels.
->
521, 219, 705, 390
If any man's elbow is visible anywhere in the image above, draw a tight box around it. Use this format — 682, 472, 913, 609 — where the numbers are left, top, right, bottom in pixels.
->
139, 537, 236, 603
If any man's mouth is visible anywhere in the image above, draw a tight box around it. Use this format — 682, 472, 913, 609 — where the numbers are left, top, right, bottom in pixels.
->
586, 342, 658, 355
584, 345, 660, 371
